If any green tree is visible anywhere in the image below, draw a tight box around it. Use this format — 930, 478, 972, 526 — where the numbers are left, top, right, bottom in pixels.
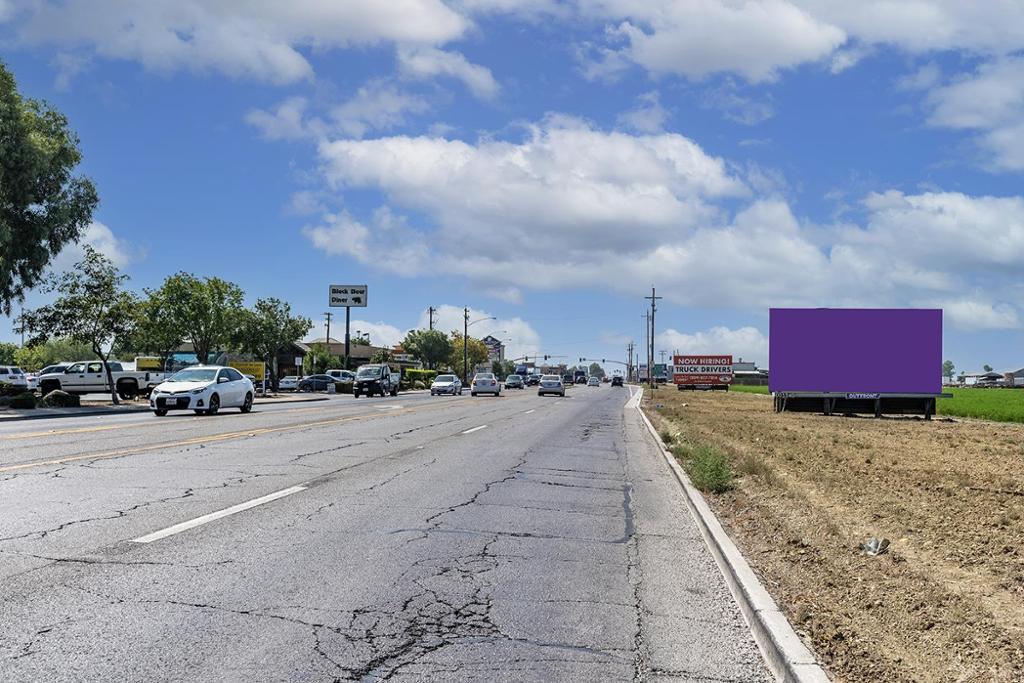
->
401, 329, 452, 369
370, 347, 395, 364
448, 333, 489, 381
303, 343, 338, 375
0, 342, 16, 365
121, 287, 188, 366
588, 362, 606, 379
13, 338, 94, 371
0, 62, 99, 315
23, 246, 137, 404
351, 335, 370, 346
983, 364, 994, 372
154, 273, 244, 365
236, 298, 311, 391
942, 360, 955, 380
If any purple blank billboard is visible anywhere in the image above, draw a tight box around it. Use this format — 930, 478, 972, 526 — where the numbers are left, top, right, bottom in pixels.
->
769, 308, 942, 394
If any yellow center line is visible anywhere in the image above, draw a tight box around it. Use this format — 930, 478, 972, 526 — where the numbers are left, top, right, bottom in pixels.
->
0, 405, 428, 473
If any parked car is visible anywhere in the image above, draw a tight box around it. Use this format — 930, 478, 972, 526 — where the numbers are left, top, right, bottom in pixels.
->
353, 364, 398, 397
430, 374, 463, 396
298, 374, 336, 392
539, 374, 565, 397
588, 376, 600, 387
279, 376, 299, 391
611, 375, 624, 387
471, 373, 501, 396
0, 366, 29, 391
325, 369, 355, 382
149, 366, 254, 416
504, 374, 525, 389
37, 360, 165, 399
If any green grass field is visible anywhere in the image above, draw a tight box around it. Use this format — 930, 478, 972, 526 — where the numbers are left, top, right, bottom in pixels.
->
726, 384, 1024, 422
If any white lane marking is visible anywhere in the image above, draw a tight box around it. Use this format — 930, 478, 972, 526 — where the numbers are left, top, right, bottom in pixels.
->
461, 425, 488, 435
131, 485, 307, 544
524, 409, 535, 414
375, 405, 402, 411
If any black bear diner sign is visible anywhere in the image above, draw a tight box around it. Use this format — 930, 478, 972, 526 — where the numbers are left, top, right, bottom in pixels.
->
329, 284, 368, 308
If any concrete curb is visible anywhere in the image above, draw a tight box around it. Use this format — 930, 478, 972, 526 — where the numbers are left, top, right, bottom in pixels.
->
632, 387, 830, 683
0, 406, 152, 422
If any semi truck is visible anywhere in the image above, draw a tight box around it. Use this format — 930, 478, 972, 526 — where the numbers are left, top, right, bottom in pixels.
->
769, 308, 947, 418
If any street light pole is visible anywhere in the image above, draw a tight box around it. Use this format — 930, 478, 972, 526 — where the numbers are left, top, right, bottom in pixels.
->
463, 307, 469, 384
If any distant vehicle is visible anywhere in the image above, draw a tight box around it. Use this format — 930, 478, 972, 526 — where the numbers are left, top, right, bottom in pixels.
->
279, 376, 299, 391
0, 366, 28, 391
353, 364, 398, 397
325, 369, 355, 382
562, 373, 574, 385
611, 375, 624, 387
298, 374, 335, 392
539, 374, 565, 397
526, 373, 542, 386
150, 366, 254, 416
574, 369, 587, 384
504, 374, 525, 389
588, 376, 600, 387
471, 373, 501, 396
430, 374, 463, 396
37, 360, 165, 399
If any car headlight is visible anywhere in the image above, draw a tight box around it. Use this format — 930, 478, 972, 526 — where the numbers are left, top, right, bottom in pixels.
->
191, 387, 207, 395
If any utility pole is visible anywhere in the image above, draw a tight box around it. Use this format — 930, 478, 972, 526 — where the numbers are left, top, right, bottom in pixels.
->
645, 287, 662, 390
463, 307, 471, 384
344, 306, 351, 370
642, 312, 649, 386
428, 306, 437, 331
323, 311, 333, 352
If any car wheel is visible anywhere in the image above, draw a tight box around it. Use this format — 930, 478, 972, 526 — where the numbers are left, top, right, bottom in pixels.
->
240, 392, 253, 413
471, 392, 477, 396
207, 394, 220, 416
353, 390, 360, 398
154, 409, 167, 417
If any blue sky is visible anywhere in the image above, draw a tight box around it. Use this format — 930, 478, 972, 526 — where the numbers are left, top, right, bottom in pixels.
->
3, 1, 1024, 374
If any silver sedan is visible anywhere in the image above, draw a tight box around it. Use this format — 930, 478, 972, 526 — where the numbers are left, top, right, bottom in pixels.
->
538, 375, 565, 397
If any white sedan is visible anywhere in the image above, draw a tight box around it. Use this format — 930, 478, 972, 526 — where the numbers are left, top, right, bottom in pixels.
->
430, 374, 463, 396
149, 366, 254, 416
470, 373, 501, 396
279, 375, 299, 391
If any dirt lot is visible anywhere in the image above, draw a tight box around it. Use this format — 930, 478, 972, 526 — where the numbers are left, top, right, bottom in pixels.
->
644, 388, 1024, 683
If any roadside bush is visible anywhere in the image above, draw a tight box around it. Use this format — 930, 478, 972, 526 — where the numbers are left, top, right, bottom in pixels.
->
659, 429, 675, 445
687, 446, 734, 494
404, 369, 437, 386
10, 392, 37, 409
39, 390, 80, 408
412, 380, 426, 390
0, 383, 23, 397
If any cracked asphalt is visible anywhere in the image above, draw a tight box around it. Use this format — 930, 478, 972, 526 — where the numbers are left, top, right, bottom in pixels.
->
0, 386, 770, 682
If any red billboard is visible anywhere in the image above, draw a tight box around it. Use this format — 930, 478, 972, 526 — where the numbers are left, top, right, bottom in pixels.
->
673, 355, 734, 386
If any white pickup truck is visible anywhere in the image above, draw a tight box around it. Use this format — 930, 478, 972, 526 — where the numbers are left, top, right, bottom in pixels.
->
37, 360, 166, 399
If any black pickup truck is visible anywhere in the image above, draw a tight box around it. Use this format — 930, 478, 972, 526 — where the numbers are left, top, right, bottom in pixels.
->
352, 364, 399, 397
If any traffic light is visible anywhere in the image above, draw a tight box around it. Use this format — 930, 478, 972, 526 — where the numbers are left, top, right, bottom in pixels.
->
602, 359, 606, 363
543, 354, 549, 360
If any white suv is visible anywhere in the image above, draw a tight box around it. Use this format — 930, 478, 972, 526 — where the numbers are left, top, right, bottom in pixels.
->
0, 366, 28, 391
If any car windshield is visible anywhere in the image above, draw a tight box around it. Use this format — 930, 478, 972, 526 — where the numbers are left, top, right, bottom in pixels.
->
542, 375, 560, 382
167, 368, 218, 383
507, 376, 521, 381
475, 374, 494, 380
435, 375, 455, 382
356, 366, 381, 378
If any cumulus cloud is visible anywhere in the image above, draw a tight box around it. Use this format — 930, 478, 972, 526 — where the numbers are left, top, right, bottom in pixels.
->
51, 221, 135, 272
935, 299, 1019, 331
12, 0, 468, 83
302, 207, 430, 275
332, 81, 431, 138
617, 91, 669, 133
246, 96, 318, 141
656, 326, 769, 364
346, 320, 406, 348
397, 46, 500, 100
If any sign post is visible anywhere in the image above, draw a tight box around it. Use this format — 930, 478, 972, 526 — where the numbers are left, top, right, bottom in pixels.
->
329, 285, 368, 370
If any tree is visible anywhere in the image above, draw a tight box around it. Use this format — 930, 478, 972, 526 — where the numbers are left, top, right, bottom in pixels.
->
153, 273, 244, 365
303, 343, 338, 375
983, 364, 994, 372
0, 62, 99, 315
448, 332, 489, 380
351, 336, 370, 346
401, 329, 452, 369
14, 338, 94, 371
942, 360, 955, 380
588, 362, 606, 379
370, 347, 395, 364
236, 298, 311, 391
122, 288, 188, 366
22, 246, 137, 404
0, 342, 16, 365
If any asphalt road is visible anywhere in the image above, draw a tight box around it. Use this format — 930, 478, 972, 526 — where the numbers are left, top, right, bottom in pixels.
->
0, 385, 770, 682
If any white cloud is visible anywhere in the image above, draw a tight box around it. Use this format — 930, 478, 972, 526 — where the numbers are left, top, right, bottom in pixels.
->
14, 0, 468, 83
482, 286, 524, 304
924, 57, 1024, 170
397, 46, 500, 100
348, 320, 406, 348
51, 221, 135, 272
332, 81, 431, 138
935, 299, 1019, 331
617, 91, 669, 133
582, 0, 845, 83
302, 207, 431, 275
656, 326, 769, 365
246, 96, 319, 141
701, 80, 775, 125
418, 304, 542, 361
